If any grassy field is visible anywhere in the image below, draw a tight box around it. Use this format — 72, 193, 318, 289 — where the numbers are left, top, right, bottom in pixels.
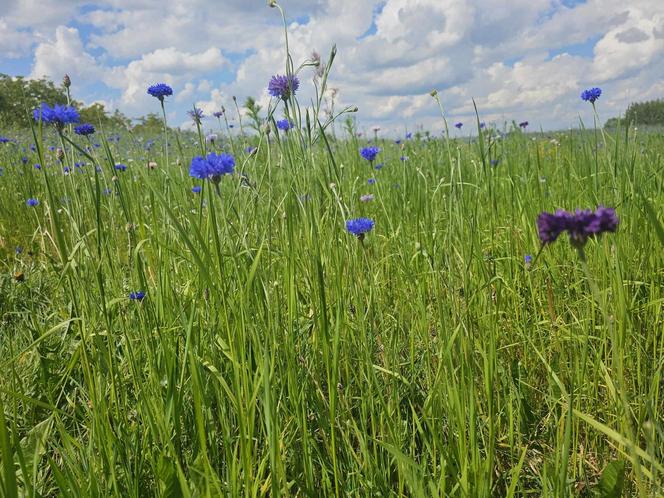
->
1, 52, 664, 496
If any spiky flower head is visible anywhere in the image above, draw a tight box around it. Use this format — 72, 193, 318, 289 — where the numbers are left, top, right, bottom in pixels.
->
189, 152, 235, 183
581, 87, 602, 103
188, 107, 204, 124
74, 123, 95, 136
268, 74, 300, 100
33, 103, 80, 129
360, 146, 380, 162
346, 218, 375, 239
147, 83, 173, 102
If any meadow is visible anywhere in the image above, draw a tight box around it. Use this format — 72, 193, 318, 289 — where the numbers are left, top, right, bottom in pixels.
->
1, 18, 664, 498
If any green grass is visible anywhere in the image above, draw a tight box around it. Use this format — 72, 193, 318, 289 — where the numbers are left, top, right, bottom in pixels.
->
0, 116, 662, 497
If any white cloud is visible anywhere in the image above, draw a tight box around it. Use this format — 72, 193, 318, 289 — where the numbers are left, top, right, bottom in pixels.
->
2, 0, 663, 132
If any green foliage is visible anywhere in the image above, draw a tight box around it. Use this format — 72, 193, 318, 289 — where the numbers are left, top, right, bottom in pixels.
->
596, 460, 626, 498
79, 102, 131, 129
0, 73, 69, 128
606, 99, 664, 128
131, 112, 166, 135
243, 96, 263, 133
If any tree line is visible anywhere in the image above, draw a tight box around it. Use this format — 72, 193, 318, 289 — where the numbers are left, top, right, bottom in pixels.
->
605, 99, 664, 128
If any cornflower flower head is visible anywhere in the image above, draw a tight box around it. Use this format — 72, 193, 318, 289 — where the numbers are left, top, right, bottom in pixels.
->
276, 119, 293, 131
346, 217, 375, 240
360, 146, 380, 163
129, 291, 146, 301
33, 103, 80, 129
26, 198, 39, 207
189, 152, 235, 183
455, 122, 463, 129
74, 123, 95, 136
147, 83, 173, 102
519, 121, 529, 129
268, 74, 300, 100
188, 107, 204, 124
581, 87, 601, 103
536, 207, 618, 247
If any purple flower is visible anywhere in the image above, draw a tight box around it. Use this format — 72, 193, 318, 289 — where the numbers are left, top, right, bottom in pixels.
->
189, 152, 235, 183
537, 209, 571, 244
581, 87, 601, 103
268, 74, 300, 100
360, 146, 380, 162
276, 119, 293, 131
188, 107, 204, 124
213, 110, 224, 118
519, 121, 529, 129
147, 83, 173, 101
129, 291, 146, 301
360, 194, 374, 202
346, 217, 375, 237
405, 132, 412, 139
368, 178, 376, 185
33, 103, 80, 128
455, 122, 463, 129
74, 123, 95, 136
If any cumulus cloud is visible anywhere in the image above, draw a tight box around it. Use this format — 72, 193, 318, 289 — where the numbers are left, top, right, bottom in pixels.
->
2, 0, 663, 131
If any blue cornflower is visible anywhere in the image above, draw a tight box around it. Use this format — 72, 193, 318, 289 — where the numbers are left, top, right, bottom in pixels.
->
360, 146, 380, 163
147, 83, 173, 101
346, 218, 375, 238
213, 110, 224, 118
405, 132, 412, 139
188, 107, 204, 124
519, 121, 529, 129
490, 159, 500, 167
26, 198, 39, 207
368, 178, 376, 185
129, 291, 146, 301
115, 163, 127, 172
395, 139, 402, 145
276, 119, 293, 131
103, 188, 112, 195
455, 122, 463, 129
268, 74, 300, 100
74, 123, 95, 136
192, 185, 202, 193
400, 156, 408, 162
15, 246, 23, 255
480, 122, 486, 129
536, 207, 618, 246
21, 156, 28, 164
33, 103, 80, 128
189, 152, 235, 183
581, 87, 601, 103
34, 164, 41, 170
374, 162, 384, 170
0, 136, 10, 143
524, 254, 533, 265
63, 166, 70, 174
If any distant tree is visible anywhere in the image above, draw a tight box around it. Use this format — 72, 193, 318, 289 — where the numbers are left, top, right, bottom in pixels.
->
79, 102, 131, 129
605, 98, 664, 128
244, 97, 262, 133
0, 74, 69, 128
132, 113, 165, 135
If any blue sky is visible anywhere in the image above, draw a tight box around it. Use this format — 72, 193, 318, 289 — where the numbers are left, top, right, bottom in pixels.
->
1, 0, 663, 134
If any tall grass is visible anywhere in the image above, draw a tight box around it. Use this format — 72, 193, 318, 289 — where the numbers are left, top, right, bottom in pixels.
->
0, 7, 663, 497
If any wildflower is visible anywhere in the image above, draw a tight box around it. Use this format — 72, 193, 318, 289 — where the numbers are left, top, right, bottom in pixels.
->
192, 186, 202, 193
15, 246, 23, 255
245, 146, 257, 155
205, 133, 217, 144
34, 164, 41, 170
147, 161, 157, 170
455, 122, 463, 129
374, 162, 384, 170
74, 123, 95, 136
490, 159, 500, 167
63, 74, 71, 88
33, 103, 80, 128
0, 136, 10, 143
129, 291, 146, 301
21, 156, 28, 164
360, 146, 380, 162
368, 178, 376, 185
480, 122, 486, 129
147, 83, 173, 101
400, 156, 408, 162
581, 87, 601, 103
213, 110, 224, 118
519, 121, 529, 129
346, 217, 375, 239
524, 254, 532, 265
360, 194, 374, 202
188, 107, 204, 124
103, 188, 112, 195
115, 163, 127, 172
395, 139, 401, 145
189, 152, 235, 183
536, 207, 618, 247
276, 118, 293, 131
26, 198, 39, 207
268, 74, 300, 100
406, 132, 412, 139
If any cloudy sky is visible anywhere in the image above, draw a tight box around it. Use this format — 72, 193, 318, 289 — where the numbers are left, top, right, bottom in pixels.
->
1, 0, 663, 135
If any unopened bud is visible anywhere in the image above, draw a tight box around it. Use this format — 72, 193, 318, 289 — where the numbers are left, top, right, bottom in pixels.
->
429, 89, 438, 97
56, 148, 64, 161
63, 74, 71, 88
262, 122, 271, 135
268, 0, 277, 6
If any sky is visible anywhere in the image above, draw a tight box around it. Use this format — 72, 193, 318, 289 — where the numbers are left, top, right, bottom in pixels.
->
1, 0, 663, 135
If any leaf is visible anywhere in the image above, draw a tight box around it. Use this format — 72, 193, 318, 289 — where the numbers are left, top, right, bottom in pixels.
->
596, 460, 625, 498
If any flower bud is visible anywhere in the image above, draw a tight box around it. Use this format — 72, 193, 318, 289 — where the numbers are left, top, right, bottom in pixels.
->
63, 74, 71, 88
